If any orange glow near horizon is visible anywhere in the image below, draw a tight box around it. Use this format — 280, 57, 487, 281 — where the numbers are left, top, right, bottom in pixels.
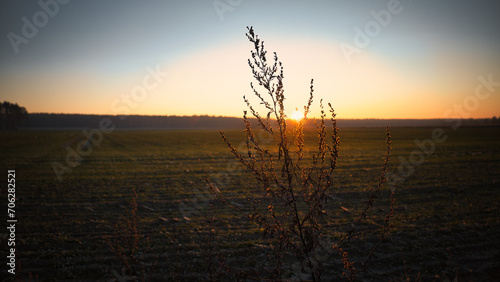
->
291, 108, 304, 122
1, 41, 499, 120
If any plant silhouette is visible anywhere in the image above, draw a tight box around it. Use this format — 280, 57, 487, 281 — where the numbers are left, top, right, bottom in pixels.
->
206, 26, 394, 281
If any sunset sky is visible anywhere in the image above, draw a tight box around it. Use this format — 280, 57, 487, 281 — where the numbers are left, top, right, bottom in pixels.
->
1, 0, 499, 119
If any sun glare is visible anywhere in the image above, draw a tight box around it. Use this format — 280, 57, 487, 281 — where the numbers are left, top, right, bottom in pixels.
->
291, 108, 303, 122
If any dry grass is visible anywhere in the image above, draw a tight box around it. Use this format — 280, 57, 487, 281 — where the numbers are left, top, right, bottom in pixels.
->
205, 26, 395, 281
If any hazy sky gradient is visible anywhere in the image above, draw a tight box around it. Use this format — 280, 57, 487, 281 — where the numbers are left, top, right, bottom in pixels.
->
1, 0, 499, 118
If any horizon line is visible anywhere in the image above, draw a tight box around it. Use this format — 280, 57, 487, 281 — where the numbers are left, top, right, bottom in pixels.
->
27, 112, 499, 120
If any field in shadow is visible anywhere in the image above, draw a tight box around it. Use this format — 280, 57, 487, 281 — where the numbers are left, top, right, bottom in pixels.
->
1, 127, 499, 280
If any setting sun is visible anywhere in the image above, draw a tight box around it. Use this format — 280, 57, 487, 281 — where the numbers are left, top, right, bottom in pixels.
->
291, 108, 303, 122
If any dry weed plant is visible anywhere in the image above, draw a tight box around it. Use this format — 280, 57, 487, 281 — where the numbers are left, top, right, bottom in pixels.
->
205, 26, 395, 281
107, 188, 149, 281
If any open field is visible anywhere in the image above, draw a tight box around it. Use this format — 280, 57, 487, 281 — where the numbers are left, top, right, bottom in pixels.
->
1, 126, 499, 280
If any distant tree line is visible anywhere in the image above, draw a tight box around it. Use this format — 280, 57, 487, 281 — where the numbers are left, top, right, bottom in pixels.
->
20, 114, 248, 130
0, 101, 29, 130
14, 113, 500, 130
